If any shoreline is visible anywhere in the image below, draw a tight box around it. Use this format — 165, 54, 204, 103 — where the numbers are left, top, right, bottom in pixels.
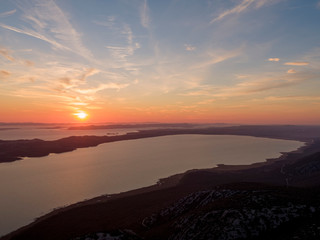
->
2, 140, 319, 239
1, 125, 320, 163
0, 136, 305, 237
213, 138, 310, 171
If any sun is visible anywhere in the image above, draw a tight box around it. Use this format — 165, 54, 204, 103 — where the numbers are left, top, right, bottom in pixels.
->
73, 111, 88, 120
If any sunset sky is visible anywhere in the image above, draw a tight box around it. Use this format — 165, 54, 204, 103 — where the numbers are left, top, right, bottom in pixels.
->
0, 0, 320, 124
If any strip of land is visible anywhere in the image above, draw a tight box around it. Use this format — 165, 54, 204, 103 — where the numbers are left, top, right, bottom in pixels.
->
1, 125, 320, 163
67, 123, 198, 130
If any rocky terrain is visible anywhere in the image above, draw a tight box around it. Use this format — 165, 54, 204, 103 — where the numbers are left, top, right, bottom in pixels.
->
142, 187, 320, 240
68, 184, 320, 240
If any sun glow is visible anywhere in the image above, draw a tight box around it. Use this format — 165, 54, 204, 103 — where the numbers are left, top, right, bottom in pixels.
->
74, 111, 88, 120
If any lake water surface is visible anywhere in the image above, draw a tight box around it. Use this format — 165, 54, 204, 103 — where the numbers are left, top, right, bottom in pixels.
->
0, 134, 303, 236
0, 125, 133, 140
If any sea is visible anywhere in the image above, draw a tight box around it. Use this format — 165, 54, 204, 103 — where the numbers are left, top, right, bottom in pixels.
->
0, 124, 303, 237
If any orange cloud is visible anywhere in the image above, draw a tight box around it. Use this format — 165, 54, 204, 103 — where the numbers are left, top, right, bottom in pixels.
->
268, 58, 280, 62
213, 72, 316, 98
75, 82, 129, 94
0, 48, 15, 61
265, 96, 320, 102
284, 62, 309, 66
24, 60, 34, 67
287, 69, 296, 74
0, 47, 34, 66
79, 68, 100, 81
185, 44, 196, 51
0, 70, 11, 78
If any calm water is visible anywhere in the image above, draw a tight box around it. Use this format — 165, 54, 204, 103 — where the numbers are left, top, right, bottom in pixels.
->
0, 134, 303, 236
0, 125, 134, 140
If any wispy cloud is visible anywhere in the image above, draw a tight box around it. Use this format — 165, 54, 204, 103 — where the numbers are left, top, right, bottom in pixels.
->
0, 70, 11, 79
75, 82, 129, 94
180, 90, 211, 97
235, 74, 250, 79
94, 14, 141, 72
1, 0, 94, 62
255, 0, 272, 8
265, 95, 320, 102
284, 61, 309, 66
79, 68, 100, 81
197, 99, 215, 105
0, 47, 15, 61
194, 47, 243, 69
7, 88, 82, 106
268, 58, 280, 62
105, 24, 140, 68
210, 0, 274, 24
214, 72, 316, 98
184, 44, 196, 51
287, 69, 296, 74
140, 0, 150, 29
1, 62, 100, 101
210, 0, 254, 23
106, 45, 138, 61
34, 64, 132, 108
0, 9, 16, 18
55, 67, 100, 91
0, 23, 70, 51
93, 16, 115, 28
18, 48, 33, 52
3, 64, 110, 109
24, 60, 34, 67
123, 24, 137, 52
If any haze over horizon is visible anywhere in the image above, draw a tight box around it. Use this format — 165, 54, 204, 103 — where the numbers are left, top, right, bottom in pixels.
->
1, 0, 320, 124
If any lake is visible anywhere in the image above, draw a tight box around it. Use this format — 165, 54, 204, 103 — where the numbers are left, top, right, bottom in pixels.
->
0, 134, 303, 237
0, 124, 133, 140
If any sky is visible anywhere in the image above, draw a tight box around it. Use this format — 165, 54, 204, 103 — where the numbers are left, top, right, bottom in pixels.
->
0, 0, 320, 124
